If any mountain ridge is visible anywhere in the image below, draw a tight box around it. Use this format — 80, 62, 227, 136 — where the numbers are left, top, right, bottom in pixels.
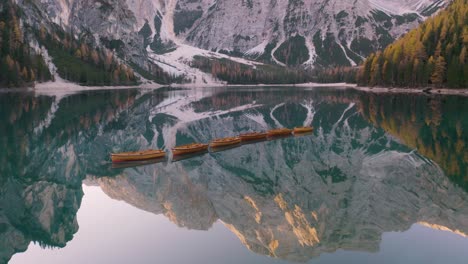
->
0, 0, 449, 87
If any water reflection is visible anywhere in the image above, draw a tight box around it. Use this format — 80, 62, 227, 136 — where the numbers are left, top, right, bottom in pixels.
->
0, 88, 467, 263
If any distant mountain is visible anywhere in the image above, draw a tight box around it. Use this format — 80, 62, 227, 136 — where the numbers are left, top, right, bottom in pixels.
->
357, 0, 468, 88
0, 0, 449, 87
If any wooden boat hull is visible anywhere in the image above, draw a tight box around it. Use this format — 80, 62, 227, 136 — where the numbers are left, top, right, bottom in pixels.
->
210, 137, 241, 148
111, 150, 166, 163
267, 129, 293, 137
239, 133, 268, 141
172, 144, 209, 156
293, 127, 314, 134
294, 131, 313, 138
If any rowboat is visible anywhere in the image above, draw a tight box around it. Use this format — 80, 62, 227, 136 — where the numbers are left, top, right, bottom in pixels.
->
210, 137, 241, 148
267, 128, 293, 137
294, 131, 313, 138
111, 149, 166, 163
239, 132, 268, 141
172, 143, 209, 156
293, 126, 314, 134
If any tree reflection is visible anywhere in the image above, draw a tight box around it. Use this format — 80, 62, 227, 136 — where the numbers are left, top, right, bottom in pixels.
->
1, 88, 467, 262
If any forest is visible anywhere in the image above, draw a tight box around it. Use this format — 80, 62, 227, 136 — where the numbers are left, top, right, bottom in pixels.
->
0, 0, 139, 87
311, 67, 358, 83
191, 56, 315, 84
0, 0, 52, 87
36, 26, 138, 86
357, 0, 468, 88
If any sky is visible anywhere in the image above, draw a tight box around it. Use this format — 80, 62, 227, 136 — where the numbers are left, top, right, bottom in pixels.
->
10, 185, 468, 264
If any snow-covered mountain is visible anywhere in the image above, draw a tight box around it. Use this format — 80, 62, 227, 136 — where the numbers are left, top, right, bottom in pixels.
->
13, 0, 448, 84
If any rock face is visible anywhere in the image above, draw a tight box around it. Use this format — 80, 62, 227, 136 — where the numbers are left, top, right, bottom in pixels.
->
2, 88, 467, 262
13, 0, 448, 83
181, 0, 447, 66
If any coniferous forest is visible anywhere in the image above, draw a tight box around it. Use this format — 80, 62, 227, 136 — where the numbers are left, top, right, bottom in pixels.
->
357, 0, 468, 88
0, 0, 138, 88
0, 1, 52, 87
191, 56, 314, 84
36, 26, 138, 86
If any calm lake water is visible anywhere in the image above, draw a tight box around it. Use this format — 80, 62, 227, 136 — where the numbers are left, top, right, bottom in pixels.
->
1, 86, 468, 264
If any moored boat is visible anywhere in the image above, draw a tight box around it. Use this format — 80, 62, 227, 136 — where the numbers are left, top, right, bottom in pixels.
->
111, 149, 166, 163
172, 143, 209, 156
293, 126, 314, 134
210, 137, 241, 148
239, 132, 268, 141
267, 128, 293, 137
293, 131, 313, 138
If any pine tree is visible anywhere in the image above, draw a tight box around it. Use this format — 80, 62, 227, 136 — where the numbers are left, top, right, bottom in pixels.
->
431, 56, 446, 86
358, 0, 468, 88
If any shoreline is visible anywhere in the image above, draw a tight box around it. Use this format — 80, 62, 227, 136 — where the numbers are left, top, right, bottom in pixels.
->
0, 80, 162, 96
350, 86, 468, 97
1, 81, 467, 97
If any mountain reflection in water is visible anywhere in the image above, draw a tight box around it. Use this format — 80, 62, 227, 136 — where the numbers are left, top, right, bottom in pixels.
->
0, 87, 467, 263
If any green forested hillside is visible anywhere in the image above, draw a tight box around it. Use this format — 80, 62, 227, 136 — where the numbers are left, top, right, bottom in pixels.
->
0, 0, 138, 88
0, 0, 52, 87
36, 26, 138, 86
357, 0, 468, 88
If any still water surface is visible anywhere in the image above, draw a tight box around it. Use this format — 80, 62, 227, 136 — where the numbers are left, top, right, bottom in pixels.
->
1, 86, 468, 264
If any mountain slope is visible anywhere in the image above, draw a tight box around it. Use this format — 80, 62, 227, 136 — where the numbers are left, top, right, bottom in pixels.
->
2, 0, 449, 87
0, 0, 52, 87
182, 0, 448, 67
357, 0, 468, 88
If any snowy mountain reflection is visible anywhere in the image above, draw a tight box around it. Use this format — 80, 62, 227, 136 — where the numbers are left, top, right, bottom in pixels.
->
1, 87, 467, 262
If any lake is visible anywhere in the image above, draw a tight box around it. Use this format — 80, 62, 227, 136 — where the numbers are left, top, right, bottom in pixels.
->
1, 86, 468, 264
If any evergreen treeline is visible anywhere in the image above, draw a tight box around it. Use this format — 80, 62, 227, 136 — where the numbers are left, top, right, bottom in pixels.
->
358, 0, 468, 88
36, 26, 138, 86
0, 0, 52, 87
191, 56, 314, 84
311, 67, 358, 83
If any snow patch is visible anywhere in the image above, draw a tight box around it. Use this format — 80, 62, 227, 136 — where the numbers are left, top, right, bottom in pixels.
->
244, 40, 268, 56
33, 94, 63, 135
270, 40, 287, 67
148, 44, 264, 85
337, 41, 357, 66
301, 100, 316, 127
269, 103, 285, 128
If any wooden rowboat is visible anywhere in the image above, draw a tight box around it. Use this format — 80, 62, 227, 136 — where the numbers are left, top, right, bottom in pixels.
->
267, 128, 293, 137
111, 149, 166, 163
172, 143, 209, 156
293, 126, 314, 134
294, 131, 313, 138
210, 137, 241, 148
239, 132, 268, 141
